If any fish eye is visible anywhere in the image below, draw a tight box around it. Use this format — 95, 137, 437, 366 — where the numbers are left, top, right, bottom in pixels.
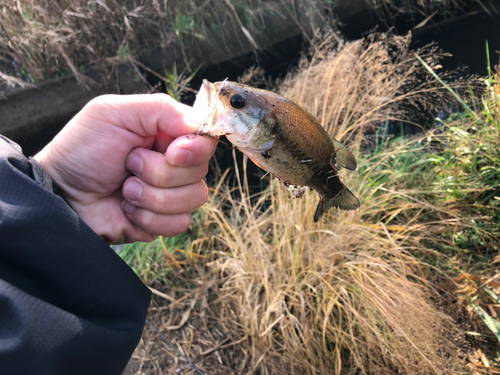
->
230, 94, 246, 109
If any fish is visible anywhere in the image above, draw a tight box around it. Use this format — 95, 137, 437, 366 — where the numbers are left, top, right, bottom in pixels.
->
193, 79, 360, 222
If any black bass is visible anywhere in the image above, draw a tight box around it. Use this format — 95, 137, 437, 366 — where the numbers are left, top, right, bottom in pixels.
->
194, 80, 360, 221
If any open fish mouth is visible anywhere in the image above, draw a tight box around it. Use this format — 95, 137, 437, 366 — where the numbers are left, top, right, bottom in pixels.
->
193, 79, 228, 136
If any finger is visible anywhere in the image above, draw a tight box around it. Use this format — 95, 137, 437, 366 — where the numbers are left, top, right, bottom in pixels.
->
126, 134, 217, 187
153, 131, 175, 153
122, 179, 208, 214
165, 134, 218, 167
121, 202, 192, 238
118, 226, 160, 245
86, 94, 204, 138
126, 149, 209, 188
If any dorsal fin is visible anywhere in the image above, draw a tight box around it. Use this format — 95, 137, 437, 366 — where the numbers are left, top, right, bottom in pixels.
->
330, 137, 357, 171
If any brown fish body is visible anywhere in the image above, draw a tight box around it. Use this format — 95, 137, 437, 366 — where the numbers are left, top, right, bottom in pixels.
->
248, 93, 340, 185
194, 80, 360, 221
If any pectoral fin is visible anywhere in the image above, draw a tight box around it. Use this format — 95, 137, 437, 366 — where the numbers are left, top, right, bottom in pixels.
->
286, 184, 307, 199
330, 137, 357, 171
314, 187, 360, 222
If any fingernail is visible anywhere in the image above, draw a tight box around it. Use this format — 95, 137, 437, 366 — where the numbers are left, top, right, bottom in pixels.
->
172, 148, 192, 166
123, 181, 142, 202
126, 153, 143, 175
121, 200, 136, 214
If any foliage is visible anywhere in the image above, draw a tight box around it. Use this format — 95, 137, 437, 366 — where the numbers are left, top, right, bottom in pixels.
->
163, 63, 199, 102
119, 234, 189, 286
121, 33, 499, 374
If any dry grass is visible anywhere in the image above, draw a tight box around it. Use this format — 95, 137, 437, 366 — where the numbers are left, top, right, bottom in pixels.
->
277, 32, 477, 142
132, 174, 465, 374
198, 177, 461, 375
0, 0, 159, 85
125, 33, 490, 374
0, 0, 325, 89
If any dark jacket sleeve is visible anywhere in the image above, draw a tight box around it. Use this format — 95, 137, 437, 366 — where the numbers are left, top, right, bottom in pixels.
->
0, 136, 151, 375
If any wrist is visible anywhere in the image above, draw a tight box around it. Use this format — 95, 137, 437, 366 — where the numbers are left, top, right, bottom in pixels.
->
33, 149, 110, 242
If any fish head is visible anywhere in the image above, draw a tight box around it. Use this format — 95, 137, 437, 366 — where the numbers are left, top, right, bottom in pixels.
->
194, 80, 276, 150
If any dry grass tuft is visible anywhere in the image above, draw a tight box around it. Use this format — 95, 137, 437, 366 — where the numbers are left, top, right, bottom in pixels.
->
200, 177, 462, 374
277, 32, 477, 143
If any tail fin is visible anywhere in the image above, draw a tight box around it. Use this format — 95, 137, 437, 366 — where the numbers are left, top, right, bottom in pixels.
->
330, 137, 357, 171
314, 187, 360, 222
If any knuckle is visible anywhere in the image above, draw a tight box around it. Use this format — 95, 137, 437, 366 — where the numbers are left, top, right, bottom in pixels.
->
139, 209, 156, 230
136, 231, 156, 243
86, 94, 116, 110
200, 163, 209, 178
158, 189, 172, 212
195, 181, 209, 206
164, 213, 191, 237
155, 157, 172, 187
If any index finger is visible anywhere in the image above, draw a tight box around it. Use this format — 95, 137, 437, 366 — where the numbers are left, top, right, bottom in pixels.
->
90, 93, 204, 138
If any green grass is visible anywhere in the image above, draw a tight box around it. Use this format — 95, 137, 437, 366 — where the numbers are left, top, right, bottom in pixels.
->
119, 234, 189, 285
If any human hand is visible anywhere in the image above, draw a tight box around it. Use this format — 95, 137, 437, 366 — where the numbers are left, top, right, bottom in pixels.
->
34, 94, 217, 244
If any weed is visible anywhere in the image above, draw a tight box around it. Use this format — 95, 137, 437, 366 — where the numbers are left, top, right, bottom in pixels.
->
163, 63, 200, 102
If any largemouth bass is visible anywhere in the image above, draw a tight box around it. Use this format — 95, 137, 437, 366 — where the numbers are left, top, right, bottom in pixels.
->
194, 80, 360, 222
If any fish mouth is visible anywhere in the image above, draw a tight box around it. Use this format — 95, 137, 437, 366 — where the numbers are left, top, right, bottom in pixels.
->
193, 79, 228, 136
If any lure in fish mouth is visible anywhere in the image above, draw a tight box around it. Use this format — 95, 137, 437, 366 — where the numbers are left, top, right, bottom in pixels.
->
193, 79, 360, 222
